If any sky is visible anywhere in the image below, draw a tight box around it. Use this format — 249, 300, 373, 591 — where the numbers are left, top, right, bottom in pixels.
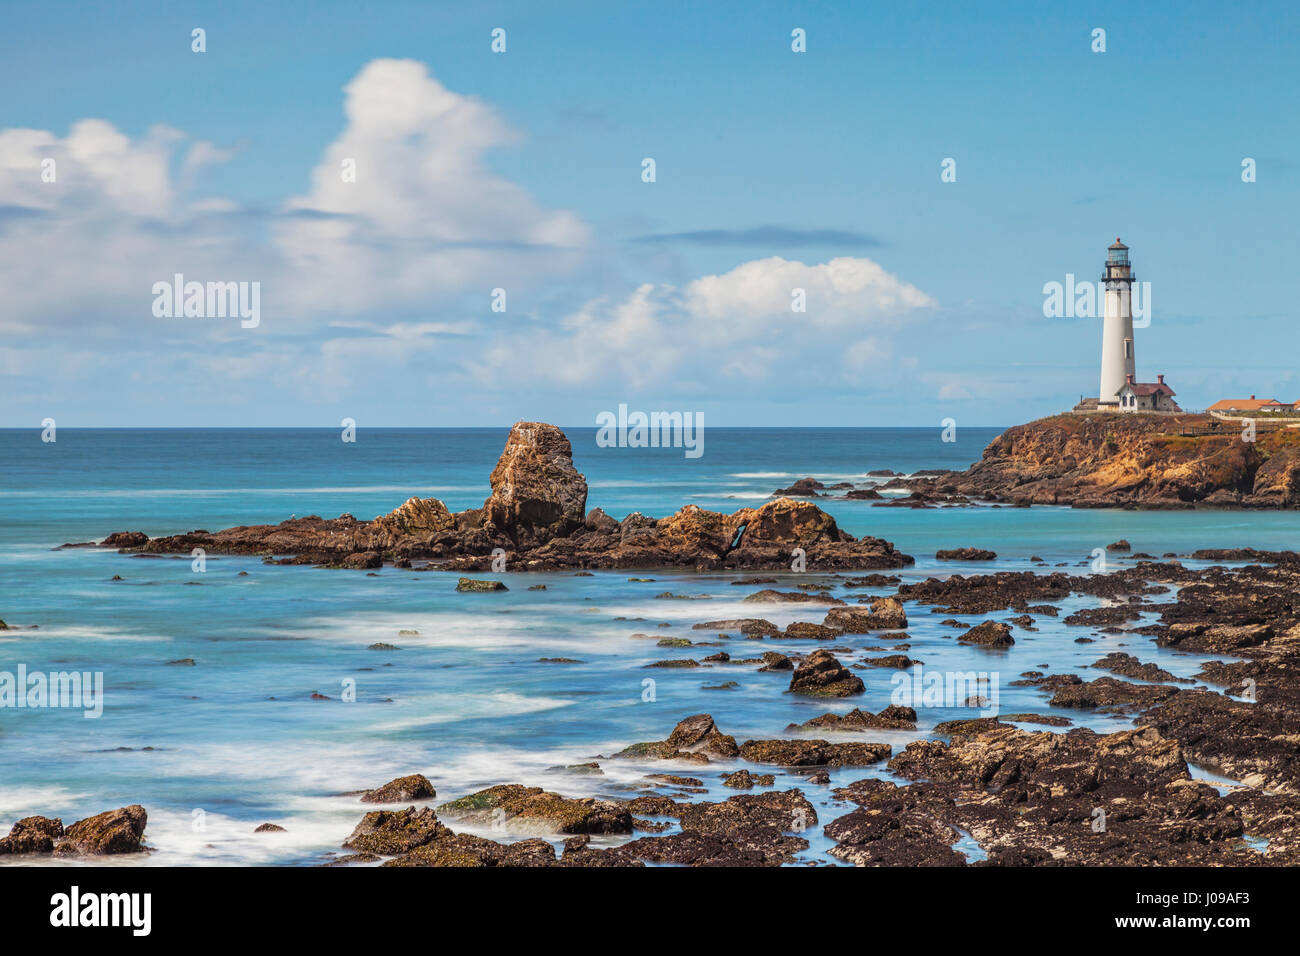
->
1, 0, 1297, 427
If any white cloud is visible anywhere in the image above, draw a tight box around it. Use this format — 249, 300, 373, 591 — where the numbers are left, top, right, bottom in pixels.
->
273, 58, 590, 315
472, 255, 936, 391
0, 58, 590, 336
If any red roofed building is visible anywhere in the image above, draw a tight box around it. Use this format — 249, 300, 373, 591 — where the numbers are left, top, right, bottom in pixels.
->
1116, 374, 1181, 413
1207, 396, 1294, 414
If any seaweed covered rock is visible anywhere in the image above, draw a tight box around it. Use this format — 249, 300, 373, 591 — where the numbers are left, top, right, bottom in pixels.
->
436, 785, 632, 835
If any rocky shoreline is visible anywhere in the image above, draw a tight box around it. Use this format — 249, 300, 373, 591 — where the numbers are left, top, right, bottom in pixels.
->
10, 544, 1300, 866
13, 418, 1300, 866
932, 412, 1300, 509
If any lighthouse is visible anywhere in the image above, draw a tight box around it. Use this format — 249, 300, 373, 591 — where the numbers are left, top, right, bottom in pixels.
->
1098, 238, 1135, 407
1072, 236, 1179, 414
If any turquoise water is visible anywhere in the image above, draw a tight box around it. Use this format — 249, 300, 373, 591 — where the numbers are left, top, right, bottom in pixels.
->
1, 427, 1297, 866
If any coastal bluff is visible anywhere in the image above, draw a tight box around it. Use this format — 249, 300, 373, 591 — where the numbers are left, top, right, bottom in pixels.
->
931, 413, 1300, 509
97, 422, 913, 572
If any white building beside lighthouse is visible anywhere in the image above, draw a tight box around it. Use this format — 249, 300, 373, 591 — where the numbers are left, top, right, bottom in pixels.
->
1074, 238, 1180, 414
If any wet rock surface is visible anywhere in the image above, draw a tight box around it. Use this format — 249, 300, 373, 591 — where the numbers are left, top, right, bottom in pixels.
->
361, 774, 436, 804
788, 649, 865, 698
436, 785, 632, 835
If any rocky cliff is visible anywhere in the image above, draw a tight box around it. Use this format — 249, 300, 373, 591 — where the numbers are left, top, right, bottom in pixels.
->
935, 413, 1300, 508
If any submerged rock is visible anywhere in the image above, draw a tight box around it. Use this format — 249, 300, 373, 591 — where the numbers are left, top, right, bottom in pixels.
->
785, 705, 917, 733
456, 577, 507, 592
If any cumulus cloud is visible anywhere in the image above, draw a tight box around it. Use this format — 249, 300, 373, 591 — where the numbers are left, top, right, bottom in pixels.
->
1, 59, 939, 422
472, 255, 936, 391
0, 58, 589, 337
273, 59, 590, 315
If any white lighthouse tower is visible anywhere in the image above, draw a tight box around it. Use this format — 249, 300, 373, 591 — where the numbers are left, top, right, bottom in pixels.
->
1098, 237, 1135, 407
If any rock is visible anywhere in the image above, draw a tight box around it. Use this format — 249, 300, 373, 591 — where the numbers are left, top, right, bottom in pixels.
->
788, 649, 865, 697
370, 497, 456, 545
340, 551, 382, 570
585, 507, 620, 533
254, 823, 286, 833
772, 477, 825, 497
387, 833, 559, 868
436, 785, 632, 835
857, 654, 921, 669
898, 571, 1074, 614
722, 769, 775, 789
823, 780, 967, 867
100, 531, 147, 548
744, 589, 843, 605
343, 806, 447, 855
646, 773, 704, 788
1049, 677, 1179, 713
739, 739, 891, 767
1107, 539, 1132, 551
782, 621, 841, 640
54, 805, 148, 856
456, 577, 507, 592
936, 548, 997, 560
785, 705, 916, 733
368, 642, 399, 650
958, 621, 1014, 647
0, 816, 64, 855
947, 413, 1300, 509
678, 789, 817, 838
613, 826, 806, 866
482, 421, 588, 545
362, 774, 436, 804
823, 597, 908, 632
693, 618, 780, 636
757, 651, 793, 672
612, 714, 740, 762
1090, 652, 1191, 684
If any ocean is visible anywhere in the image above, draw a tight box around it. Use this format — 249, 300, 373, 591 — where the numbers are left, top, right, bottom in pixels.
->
2, 426, 1297, 866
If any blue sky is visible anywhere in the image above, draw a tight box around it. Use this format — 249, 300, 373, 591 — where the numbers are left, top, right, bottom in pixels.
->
2, 0, 1297, 426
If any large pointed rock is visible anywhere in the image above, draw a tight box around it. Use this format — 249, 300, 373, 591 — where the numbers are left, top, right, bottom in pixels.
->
482, 422, 588, 545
